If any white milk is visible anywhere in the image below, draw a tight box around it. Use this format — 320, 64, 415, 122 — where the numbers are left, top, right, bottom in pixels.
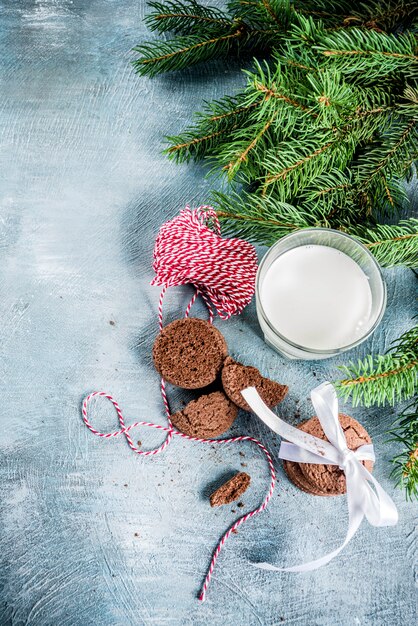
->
260, 244, 373, 351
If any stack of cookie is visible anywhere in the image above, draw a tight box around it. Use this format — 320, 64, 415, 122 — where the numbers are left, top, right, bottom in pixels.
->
283, 415, 374, 496
152, 317, 288, 439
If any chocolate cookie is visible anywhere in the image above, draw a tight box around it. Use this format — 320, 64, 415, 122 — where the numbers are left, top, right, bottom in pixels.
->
221, 357, 288, 411
283, 459, 332, 496
282, 420, 331, 496
170, 391, 238, 438
298, 414, 373, 496
153, 318, 228, 389
210, 472, 251, 507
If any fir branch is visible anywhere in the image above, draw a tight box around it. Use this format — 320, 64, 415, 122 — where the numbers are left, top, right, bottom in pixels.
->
224, 112, 277, 178
259, 98, 393, 197
339, 1, 418, 33
227, 0, 292, 29
296, 169, 355, 217
253, 79, 316, 114
262, 137, 337, 195
389, 400, 418, 500
350, 218, 418, 268
354, 119, 418, 187
259, 0, 283, 26
133, 28, 246, 77
213, 189, 327, 243
166, 128, 230, 161
315, 27, 418, 80
336, 325, 418, 407
398, 85, 418, 119
145, 0, 232, 34
165, 94, 261, 162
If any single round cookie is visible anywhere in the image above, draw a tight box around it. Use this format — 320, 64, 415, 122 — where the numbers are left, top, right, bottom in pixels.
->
170, 391, 238, 438
297, 414, 374, 496
221, 356, 288, 411
153, 318, 228, 389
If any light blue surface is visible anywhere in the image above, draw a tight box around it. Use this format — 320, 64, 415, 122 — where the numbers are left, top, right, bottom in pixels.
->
0, 2, 416, 624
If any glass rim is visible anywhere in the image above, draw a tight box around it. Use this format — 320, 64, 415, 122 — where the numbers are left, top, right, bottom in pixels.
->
256, 228, 387, 356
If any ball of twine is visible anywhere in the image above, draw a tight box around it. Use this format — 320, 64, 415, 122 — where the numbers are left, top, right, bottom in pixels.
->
151, 206, 258, 320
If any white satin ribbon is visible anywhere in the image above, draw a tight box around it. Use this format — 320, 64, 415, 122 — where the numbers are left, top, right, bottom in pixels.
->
241, 382, 398, 572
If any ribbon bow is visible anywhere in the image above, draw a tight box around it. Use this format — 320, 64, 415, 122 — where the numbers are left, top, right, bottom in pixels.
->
241, 382, 398, 572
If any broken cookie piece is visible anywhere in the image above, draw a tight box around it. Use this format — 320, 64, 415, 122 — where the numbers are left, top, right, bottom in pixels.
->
170, 391, 238, 438
221, 356, 288, 411
209, 472, 251, 507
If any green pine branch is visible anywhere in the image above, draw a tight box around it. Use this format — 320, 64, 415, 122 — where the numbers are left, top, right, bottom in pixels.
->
144, 0, 233, 34
342, 1, 418, 32
335, 324, 418, 407
227, 0, 293, 29
350, 218, 418, 268
213, 189, 328, 243
133, 0, 292, 77
314, 26, 418, 81
133, 28, 247, 77
165, 92, 262, 162
389, 399, 418, 500
354, 119, 418, 187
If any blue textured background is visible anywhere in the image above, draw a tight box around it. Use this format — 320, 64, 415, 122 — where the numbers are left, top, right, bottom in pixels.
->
0, 2, 416, 624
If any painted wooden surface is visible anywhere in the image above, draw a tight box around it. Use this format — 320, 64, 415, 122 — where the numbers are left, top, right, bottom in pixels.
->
0, 2, 416, 624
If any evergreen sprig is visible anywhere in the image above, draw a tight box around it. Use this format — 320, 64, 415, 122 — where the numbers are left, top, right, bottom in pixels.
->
144, 0, 233, 34
335, 324, 418, 407
389, 399, 418, 500
133, 29, 246, 77
133, 0, 290, 76
314, 27, 418, 81
352, 218, 418, 267
212, 189, 327, 243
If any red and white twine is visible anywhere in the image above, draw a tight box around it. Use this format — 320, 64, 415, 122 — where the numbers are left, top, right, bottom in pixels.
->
151, 206, 258, 320
81, 206, 276, 602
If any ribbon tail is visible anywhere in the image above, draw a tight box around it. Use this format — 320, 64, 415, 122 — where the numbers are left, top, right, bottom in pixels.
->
356, 463, 399, 527
255, 506, 364, 572
254, 464, 366, 573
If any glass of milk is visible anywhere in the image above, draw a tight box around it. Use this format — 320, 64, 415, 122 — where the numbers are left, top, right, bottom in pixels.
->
256, 229, 386, 360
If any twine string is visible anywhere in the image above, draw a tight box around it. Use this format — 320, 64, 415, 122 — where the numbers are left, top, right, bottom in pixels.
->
82, 391, 276, 602
81, 206, 275, 601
